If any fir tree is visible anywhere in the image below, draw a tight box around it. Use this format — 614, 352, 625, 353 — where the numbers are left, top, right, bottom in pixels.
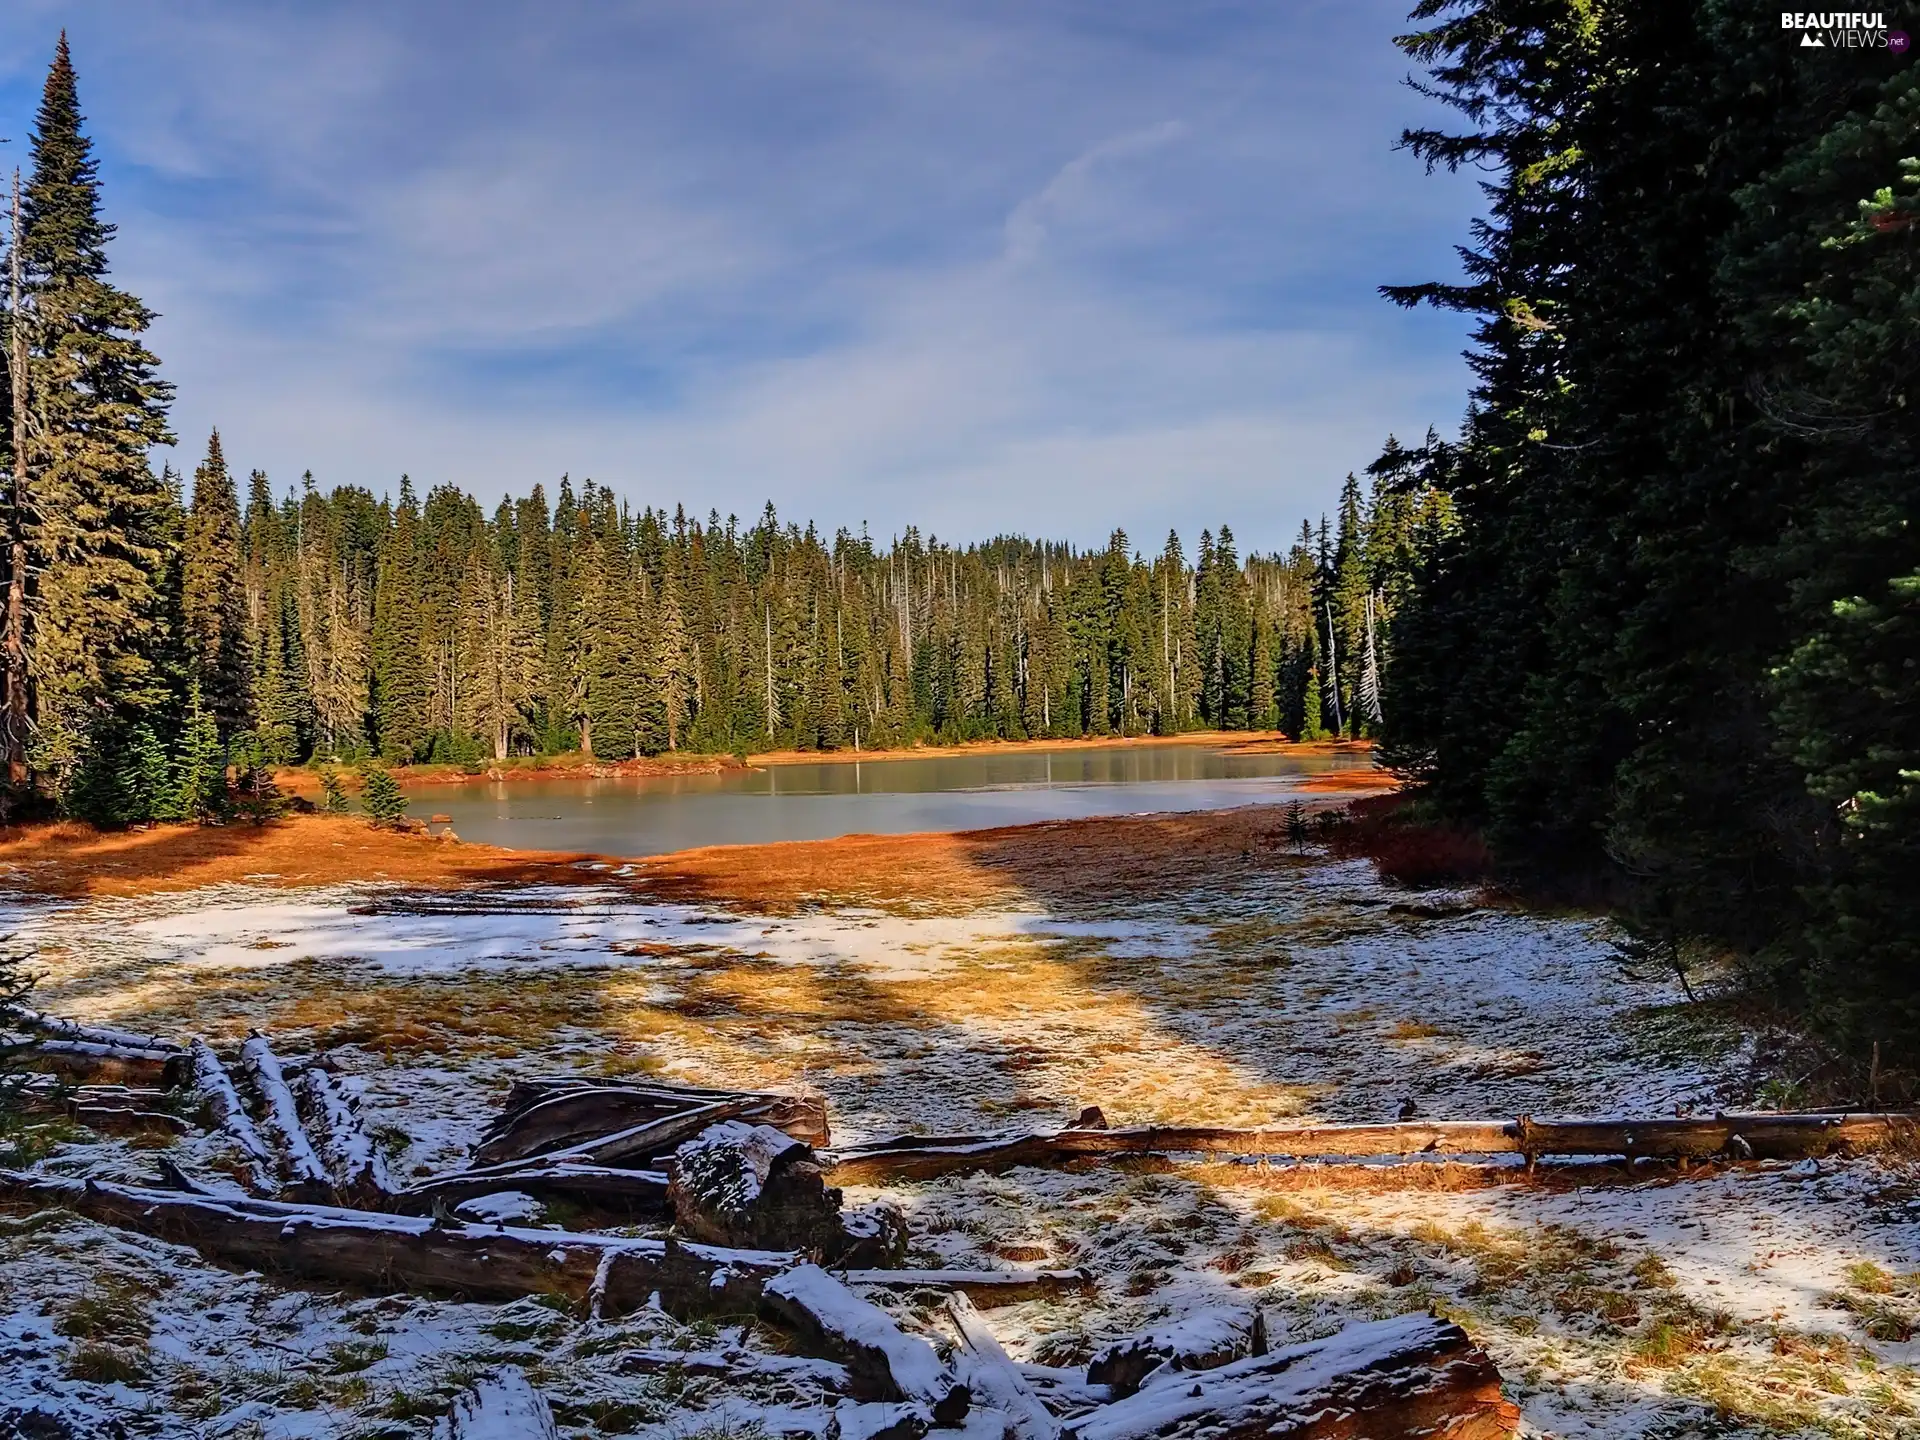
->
181, 429, 251, 733
226, 729, 284, 825
318, 764, 350, 814
19, 34, 176, 789
171, 680, 227, 823
359, 759, 407, 828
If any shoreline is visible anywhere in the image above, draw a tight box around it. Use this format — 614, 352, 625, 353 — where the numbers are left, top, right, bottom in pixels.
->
0, 760, 1392, 903
280, 732, 1374, 794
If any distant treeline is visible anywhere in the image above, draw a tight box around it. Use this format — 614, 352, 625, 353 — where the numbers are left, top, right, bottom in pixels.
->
1378, 3, 1919, 1060
0, 36, 1448, 826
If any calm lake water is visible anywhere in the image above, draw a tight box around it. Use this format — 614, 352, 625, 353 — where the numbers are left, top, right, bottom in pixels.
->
428, 742, 1360, 857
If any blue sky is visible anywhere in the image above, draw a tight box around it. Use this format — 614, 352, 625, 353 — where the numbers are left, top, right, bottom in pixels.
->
0, 1, 1478, 552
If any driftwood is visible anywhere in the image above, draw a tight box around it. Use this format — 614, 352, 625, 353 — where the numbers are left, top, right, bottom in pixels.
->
395, 1162, 672, 1215
190, 1040, 278, 1194
239, 1033, 331, 1194
825, 1111, 1920, 1183
949, 1293, 1058, 1440
294, 1066, 392, 1203
670, 1120, 850, 1256
1087, 1310, 1267, 1398
431, 1367, 558, 1440
761, 1263, 970, 1421
1063, 1312, 1518, 1440
0, 1170, 790, 1319
479, 1076, 829, 1165
842, 1268, 1098, 1307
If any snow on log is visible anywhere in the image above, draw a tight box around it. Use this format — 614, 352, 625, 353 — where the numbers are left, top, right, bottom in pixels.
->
0, 1170, 791, 1319
825, 1111, 1920, 1181
670, 1120, 850, 1256
294, 1066, 393, 1203
190, 1039, 278, 1194
481, 1076, 829, 1164
841, 1269, 1097, 1307
833, 1400, 934, 1440
1062, 1311, 1518, 1440
431, 1366, 559, 1440
1086, 1309, 1266, 1397
239, 1033, 332, 1194
761, 1262, 970, 1421
613, 1347, 851, 1390
7, 1008, 186, 1055
948, 1293, 1058, 1440
396, 1162, 671, 1215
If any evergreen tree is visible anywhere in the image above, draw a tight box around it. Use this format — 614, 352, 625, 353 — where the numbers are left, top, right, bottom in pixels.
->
18, 34, 176, 790
359, 758, 407, 828
171, 680, 227, 822
181, 429, 251, 733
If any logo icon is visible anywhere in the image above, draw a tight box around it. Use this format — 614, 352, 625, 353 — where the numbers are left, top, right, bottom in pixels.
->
1891, 29, 1912, 51
1801, 30, 1826, 44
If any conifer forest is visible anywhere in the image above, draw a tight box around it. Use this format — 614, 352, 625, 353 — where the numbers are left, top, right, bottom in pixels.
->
0, 3, 1917, 1067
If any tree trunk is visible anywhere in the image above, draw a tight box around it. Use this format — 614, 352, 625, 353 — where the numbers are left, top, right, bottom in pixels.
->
1062, 1312, 1517, 1440
761, 1263, 970, 1421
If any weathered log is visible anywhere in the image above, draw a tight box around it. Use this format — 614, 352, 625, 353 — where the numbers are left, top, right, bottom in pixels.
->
431, 1367, 558, 1440
6, 1008, 186, 1055
238, 1033, 331, 1193
670, 1120, 850, 1256
949, 1292, 1058, 1440
0, 1170, 790, 1319
16, 1080, 188, 1135
395, 1162, 672, 1215
613, 1347, 851, 1390
18, 1038, 188, 1088
761, 1262, 970, 1421
190, 1039, 278, 1194
1062, 1311, 1518, 1440
834, 1401, 934, 1440
841, 1269, 1097, 1307
294, 1066, 392, 1203
839, 1201, 911, 1269
825, 1111, 1920, 1182
479, 1076, 829, 1164
66, 1105, 191, 1136
1087, 1309, 1267, 1398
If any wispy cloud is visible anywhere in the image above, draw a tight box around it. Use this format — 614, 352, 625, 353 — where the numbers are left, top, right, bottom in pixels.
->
0, 0, 1478, 550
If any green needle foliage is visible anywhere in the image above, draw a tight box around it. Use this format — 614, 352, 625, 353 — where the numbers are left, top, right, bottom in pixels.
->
318, 766, 352, 814
359, 761, 408, 829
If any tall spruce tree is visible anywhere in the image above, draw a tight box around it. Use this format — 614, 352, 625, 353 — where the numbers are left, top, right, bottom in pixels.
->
19, 34, 175, 791
182, 430, 251, 733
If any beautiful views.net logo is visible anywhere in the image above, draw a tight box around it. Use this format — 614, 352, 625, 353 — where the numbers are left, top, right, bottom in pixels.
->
1781, 11, 1910, 49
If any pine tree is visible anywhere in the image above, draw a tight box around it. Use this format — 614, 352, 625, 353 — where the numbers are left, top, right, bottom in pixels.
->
318, 764, 350, 813
359, 759, 407, 827
172, 680, 227, 822
181, 429, 251, 733
0, 934, 31, 1124
226, 729, 284, 825
19, 34, 176, 790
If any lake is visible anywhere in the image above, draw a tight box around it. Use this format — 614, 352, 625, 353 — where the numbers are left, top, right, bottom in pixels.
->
427, 741, 1362, 856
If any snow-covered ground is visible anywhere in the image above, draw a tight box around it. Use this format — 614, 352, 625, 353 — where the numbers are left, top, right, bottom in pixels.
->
2, 849, 1915, 1438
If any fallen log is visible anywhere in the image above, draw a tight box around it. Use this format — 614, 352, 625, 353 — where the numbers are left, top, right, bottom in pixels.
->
66, 1105, 191, 1137
294, 1066, 392, 1203
834, 1401, 935, 1440
479, 1077, 830, 1164
190, 1040, 278, 1194
841, 1268, 1096, 1307
238, 1034, 331, 1194
1062, 1311, 1518, 1440
431, 1367, 558, 1440
949, 1292, 1058, 1440
1087, 1309, 1266, 1398
761, 1262, 970, 1421
0, 1170, 790, 1319
18, 1038, 189, 1088
613, 1347, 851, 1390
670, 1120, 850, 1256
395, 1162, 672, 1215
825, 1111, 1920, 1182
6, 1009, 186, 1055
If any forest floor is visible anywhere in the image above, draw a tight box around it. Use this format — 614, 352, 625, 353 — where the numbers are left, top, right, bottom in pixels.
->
2, 806, 1917, 1438
270, 731, 1368, 796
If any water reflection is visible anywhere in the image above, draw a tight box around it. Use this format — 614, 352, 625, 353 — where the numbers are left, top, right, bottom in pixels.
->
430, 742, 1356, 856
